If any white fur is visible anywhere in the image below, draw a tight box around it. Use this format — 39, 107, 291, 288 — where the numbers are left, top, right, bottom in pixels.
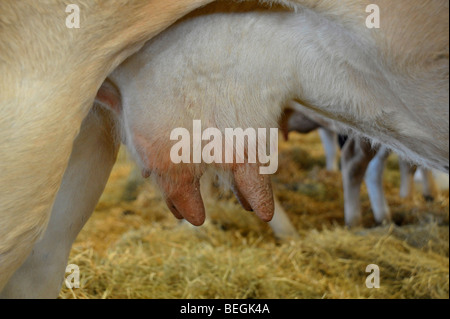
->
110, 6, 447, 226
1, 0, 447, 296
0, 0, 214, 292
0, 106, 119, 298
111, 6, 448, 177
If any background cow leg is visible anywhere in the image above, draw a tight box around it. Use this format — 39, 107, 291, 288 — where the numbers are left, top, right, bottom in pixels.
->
399, 160, 417, 199
268, 198, 299, 239
341, 138, 376, 227
318, 128, 339, 172
364, 146, 391, 224
0, 106, 119, 298
418, 168, 438, 202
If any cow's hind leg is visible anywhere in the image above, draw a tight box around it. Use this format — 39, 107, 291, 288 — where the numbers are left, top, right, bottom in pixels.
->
318, 128, 339, 172
0, 106, 119, 298
364, 146, 391, 224
418, 168, 438, 202
399, 159, 417, 200
341, 137, 376, 227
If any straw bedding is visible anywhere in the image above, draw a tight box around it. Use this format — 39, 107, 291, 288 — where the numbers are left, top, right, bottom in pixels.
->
59, 131, 449, 299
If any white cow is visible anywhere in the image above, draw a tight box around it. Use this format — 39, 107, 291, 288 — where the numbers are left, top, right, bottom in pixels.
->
1, 0, 448, 297
1, 103, 120, 298
107, 1, 448, 227
0, 0, 217, 291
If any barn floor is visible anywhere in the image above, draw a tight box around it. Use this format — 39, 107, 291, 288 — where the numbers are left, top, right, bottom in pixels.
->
59, 132, 449, 299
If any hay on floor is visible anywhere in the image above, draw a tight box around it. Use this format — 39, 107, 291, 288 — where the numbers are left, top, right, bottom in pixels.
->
59, 131, 449, 299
